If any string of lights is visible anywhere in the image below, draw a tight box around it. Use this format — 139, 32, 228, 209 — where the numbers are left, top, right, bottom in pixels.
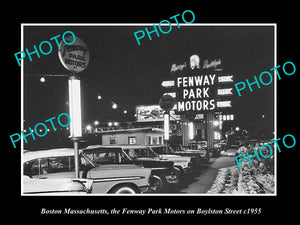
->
24, 73, 129, 117
80, 80, 121, 111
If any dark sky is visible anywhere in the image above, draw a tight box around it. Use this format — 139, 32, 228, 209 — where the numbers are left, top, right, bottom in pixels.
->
23, 25, 275, 137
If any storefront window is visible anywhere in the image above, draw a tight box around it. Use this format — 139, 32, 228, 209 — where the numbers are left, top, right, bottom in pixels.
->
146, 136, 151, 145
128, 136, 137, 145
158, 136, 163, 145
152, 136, 158, 145
109, 137, 117, 145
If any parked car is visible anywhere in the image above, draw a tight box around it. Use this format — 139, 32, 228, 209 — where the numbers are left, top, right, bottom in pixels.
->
23, 148, 152, 194
149, 145, 193, 174
83, 145, 180, 192
168, 144, 208, 165
216, 140, 229, 151
186, 141, 222, 159
227, 140, 241, 148
23, 175, 93, 195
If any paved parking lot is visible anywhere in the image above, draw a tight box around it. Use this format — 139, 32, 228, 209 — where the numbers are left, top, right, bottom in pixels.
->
174, 149, 237, 194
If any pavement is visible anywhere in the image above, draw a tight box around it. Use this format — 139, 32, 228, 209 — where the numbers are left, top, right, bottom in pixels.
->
179, 148, 237, 193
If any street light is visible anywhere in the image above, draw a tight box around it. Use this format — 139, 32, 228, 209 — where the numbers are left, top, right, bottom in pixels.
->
97, 95, 102, 100
86, 125, 92, 132
112, 103, 117, 109
40, 77, 46, 83
68, 76, 82, 179
68, 76, 82, 138
94, 120, 99, 126
235, 127, 240, 131
163, 113, 170, 141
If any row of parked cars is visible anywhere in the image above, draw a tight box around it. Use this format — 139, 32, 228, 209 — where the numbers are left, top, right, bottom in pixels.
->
23, 144, 211, 195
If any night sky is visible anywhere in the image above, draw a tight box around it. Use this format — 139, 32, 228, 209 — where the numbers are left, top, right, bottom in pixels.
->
23, 25, 275, 138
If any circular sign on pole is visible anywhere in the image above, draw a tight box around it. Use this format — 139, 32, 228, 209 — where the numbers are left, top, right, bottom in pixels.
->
58, 35, 89, 73
159, 94, 176, 111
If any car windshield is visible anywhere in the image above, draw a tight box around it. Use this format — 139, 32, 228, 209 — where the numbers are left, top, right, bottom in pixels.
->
123, 147, 158, 159
83, 148, 131, 164
167, 146, 176, 153
23, 153, 96, 177
80, 152, 98, 167
151, 146, 175, 154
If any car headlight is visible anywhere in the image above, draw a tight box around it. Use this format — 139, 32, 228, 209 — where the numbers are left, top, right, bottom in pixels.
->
165, 167, 180, 184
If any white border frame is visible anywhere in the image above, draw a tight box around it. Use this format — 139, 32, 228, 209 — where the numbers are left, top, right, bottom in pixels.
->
21, 23, 277, 196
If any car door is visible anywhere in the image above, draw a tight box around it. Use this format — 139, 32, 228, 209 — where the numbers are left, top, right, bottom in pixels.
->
26, 156, 82, 179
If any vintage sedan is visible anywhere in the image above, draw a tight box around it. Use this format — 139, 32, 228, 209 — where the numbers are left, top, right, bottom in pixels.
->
153, 145, 207, 166
83, 145, 180, 192
23, 175, 93, 195
147, 146, 193, 174
23, 148, 152, 194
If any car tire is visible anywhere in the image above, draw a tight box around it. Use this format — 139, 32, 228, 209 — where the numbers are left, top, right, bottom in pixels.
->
173, 166, 183, 180
111, 185, 137, 194
148, 175, 163, 192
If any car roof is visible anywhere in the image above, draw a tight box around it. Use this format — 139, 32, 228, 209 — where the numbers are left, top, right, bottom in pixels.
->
85, 145, 151, 150
23, 148, 81, 162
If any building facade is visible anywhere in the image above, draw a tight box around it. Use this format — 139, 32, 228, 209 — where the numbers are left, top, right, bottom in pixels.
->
100, 127, 164, 146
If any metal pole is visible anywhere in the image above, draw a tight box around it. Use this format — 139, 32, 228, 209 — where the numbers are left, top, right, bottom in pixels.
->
164, 111, 170, 152
206, 112, 214, 152
68, 75, 82, 179
181, 115, 189, 147
73, 139, 80, 178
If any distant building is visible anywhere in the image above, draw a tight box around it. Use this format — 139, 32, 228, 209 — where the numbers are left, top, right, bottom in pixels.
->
100, 127, 164, 146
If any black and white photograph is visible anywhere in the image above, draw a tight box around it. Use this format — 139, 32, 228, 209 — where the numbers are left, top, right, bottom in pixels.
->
5, 4, 298, 220
20, 24, 276, 195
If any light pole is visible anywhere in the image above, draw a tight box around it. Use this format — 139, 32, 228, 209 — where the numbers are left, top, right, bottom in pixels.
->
58, 34, 89, 179
68, 75, 82, 178
159, 94, 175, 152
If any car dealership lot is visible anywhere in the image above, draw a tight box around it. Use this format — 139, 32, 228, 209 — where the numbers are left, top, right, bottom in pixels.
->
177, 152, 236, 193
23, 146, 237, 195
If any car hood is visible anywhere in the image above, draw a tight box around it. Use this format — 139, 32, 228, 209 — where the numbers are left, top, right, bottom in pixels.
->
132, 158, 174, 168
173, 151, 201, 157
23, 177, 87, 194
183, 149, 207, 157
159, 155, 191, 162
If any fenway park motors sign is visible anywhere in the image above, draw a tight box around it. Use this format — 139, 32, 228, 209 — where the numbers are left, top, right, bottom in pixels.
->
173, 55, 220, 114
176, 74, 217, 112
58, 35, 89, 73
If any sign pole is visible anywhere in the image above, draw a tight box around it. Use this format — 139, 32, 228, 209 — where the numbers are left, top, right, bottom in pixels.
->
159, 94, 175, 152
58, 34, 89, 179
68, 75, 83, 179
163, 111, 170, 152
206, 111, 214, 154
73, 138, 80, 178
181, 115, 189, 147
